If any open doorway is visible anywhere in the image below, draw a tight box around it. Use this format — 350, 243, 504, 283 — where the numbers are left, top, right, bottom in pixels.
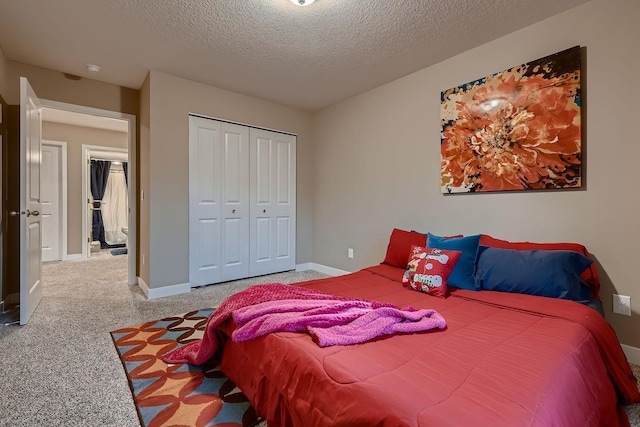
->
40, 100, 136, 285
83, 146, 129, 259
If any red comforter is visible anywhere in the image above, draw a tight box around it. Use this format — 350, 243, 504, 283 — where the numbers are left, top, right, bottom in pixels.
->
218, 265, 640, 427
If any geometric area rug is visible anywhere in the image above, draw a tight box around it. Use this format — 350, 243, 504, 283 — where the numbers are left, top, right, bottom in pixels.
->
110, 308, 262, 427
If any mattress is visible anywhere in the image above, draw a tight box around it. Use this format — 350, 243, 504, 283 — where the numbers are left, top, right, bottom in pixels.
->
219, 264, 640, 427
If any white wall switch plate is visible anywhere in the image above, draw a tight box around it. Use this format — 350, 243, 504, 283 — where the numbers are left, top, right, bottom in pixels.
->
612, 294, 631, 316
348, 248, 354, 259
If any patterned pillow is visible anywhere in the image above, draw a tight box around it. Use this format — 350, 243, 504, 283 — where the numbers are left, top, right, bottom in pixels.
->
403, 246, 462, 298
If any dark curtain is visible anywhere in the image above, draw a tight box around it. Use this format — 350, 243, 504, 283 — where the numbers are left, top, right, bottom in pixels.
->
91, 160, 111, 248
122, 162, 128, 188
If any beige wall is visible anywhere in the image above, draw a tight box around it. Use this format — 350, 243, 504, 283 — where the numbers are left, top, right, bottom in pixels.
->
42, 122, 128, 255
4, 61, 138, 115
0, 45, 9, 100
144, 70, 313, 288
311, 0, 640, 347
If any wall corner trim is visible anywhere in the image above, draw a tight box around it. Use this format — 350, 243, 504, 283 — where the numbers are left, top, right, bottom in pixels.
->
137, 277, 191, 300
621, 344, 640, 366
296, 263, 350, 277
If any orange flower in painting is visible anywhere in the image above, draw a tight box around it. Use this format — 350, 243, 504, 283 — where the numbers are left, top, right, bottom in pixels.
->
441, 68, 581, 193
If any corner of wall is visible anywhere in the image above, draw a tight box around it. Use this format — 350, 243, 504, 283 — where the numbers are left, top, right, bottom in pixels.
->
138, 72, 151, 287
0, 44, 10, 103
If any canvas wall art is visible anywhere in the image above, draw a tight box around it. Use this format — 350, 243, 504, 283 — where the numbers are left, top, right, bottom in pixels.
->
440, 46, 582, 193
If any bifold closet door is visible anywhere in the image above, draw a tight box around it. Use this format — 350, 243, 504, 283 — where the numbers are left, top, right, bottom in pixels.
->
249, 128, 296, 276
189, 116, 249, 286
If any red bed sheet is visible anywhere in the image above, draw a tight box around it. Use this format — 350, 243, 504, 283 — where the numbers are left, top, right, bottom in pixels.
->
219, 265, 640, 427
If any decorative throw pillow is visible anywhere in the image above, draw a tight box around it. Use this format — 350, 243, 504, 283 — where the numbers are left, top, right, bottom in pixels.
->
426, 233, 481, 290
479, 234, 601, 298
475, 247, 594, 300
382, 228, 427, 269
403, 246, 461, 298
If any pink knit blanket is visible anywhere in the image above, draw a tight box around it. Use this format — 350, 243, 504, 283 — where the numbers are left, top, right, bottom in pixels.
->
162, 283, 445, 365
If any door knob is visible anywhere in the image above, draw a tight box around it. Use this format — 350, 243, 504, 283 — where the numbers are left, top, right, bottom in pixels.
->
27, 210, 40, 217
9, 211, 23, 216
263, 209, 266, 214
232, 209, 236, 214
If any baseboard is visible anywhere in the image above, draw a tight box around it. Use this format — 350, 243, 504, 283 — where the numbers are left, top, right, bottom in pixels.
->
136, 276, 150, 297
66, 253, 83, 261
622, 344, 640, 366
137, 276, 191, 300
296, 262, 350, 277
295, 262, 313, 271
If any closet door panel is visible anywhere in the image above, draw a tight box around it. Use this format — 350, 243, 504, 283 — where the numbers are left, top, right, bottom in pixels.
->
189, 117, 222, 286
250, 129, 296, 276
223, 131, 242, 203
276, 141, 292, 205
255, 137, 271, 204
198, 218, 219, 271
222, 217, 241, 266
255, 217, 271, 262
276, 216, 291, 258
273, 137, 296, 266
220, 123, 249, 282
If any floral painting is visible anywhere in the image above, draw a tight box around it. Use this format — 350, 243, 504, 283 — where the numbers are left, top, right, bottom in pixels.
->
440, 46, 582, 193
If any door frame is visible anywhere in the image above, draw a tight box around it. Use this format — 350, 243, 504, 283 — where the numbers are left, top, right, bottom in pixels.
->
41, 140, 68, 261
82, 144, 128, 259
41, 99, 137, 286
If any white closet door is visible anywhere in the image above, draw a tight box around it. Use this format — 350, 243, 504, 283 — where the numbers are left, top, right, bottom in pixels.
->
249, 128, 296, 276
189, 116, 249, 286
220, 122, 250, 282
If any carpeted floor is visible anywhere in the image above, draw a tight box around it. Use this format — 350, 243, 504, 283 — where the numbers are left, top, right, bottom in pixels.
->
631, 364, 640, 427
0, 255, 638, 426
0, 255, 327, 426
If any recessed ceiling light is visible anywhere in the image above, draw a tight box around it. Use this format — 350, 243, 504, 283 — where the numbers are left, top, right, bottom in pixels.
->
290, 0, 316, 6
86, 64, 101, 73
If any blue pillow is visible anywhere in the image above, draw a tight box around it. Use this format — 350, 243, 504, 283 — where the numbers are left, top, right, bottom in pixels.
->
475, 247, 593, 300
426, 233, 481, 290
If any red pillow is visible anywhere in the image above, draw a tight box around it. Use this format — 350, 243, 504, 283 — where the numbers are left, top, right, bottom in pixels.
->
382, 228, 427, 269
479, 234, 601, 299
402, 246, 461, 298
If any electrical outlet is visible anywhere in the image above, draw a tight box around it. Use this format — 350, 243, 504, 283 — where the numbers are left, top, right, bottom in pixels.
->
348, 248, 354, 259
612, 294, 631, 316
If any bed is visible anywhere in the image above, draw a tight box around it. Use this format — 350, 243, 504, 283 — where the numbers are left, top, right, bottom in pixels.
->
169, 230, 640, 426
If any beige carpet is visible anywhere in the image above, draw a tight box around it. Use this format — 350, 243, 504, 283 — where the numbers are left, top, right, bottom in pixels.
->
631, 364, 640, 426
0, 255, 327, 426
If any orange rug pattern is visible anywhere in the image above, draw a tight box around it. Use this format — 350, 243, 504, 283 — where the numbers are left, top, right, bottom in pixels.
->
111, 308, 260, 427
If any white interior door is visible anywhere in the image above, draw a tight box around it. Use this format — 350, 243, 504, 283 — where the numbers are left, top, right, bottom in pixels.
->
19, 77, 43, 325
189, 116, 250, 286
249, 128, 296, 276
189, 116, 223, 286
41, 143, 61, 262
220, 122, 249, 282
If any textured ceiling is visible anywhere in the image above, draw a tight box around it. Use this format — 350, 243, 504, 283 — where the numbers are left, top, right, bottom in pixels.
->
0, 0, 589, 111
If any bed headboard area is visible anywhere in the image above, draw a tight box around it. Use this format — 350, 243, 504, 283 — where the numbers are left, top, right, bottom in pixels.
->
381, 228, 602, 305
